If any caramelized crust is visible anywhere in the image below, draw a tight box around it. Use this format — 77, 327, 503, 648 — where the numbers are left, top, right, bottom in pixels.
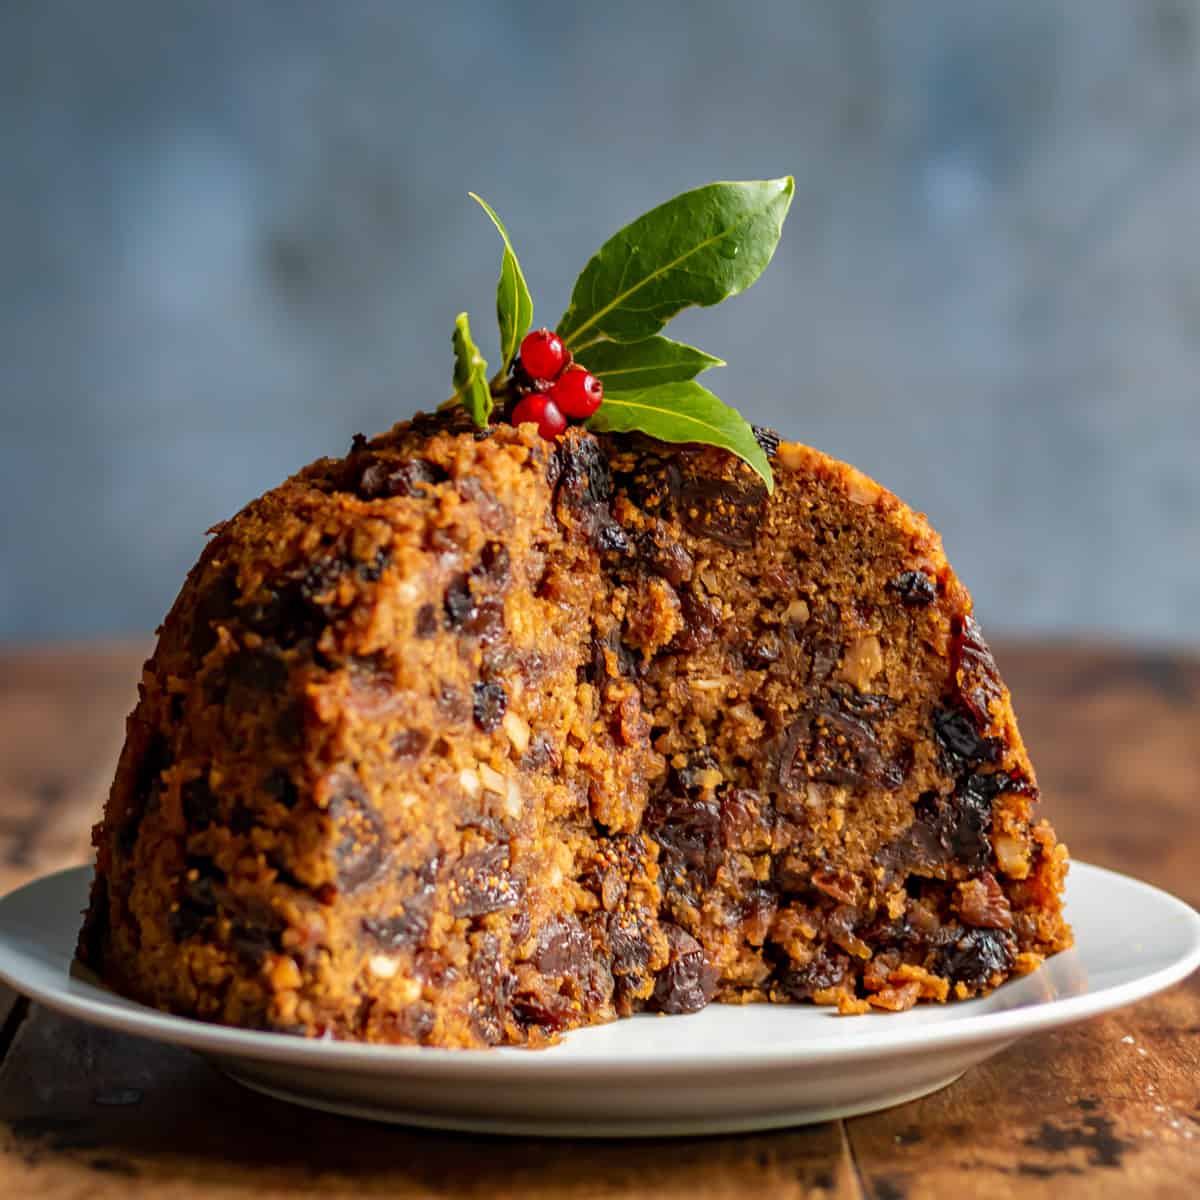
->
78, 413, 1071, 1044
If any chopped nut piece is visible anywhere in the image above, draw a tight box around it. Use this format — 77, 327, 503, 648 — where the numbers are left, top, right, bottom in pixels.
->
368, 954, 400, 979
837, 635, 884, 692
504, 777, 523, 819
502, 710, 531, 754
479, 763, 506, 795
993, 833, 1031, 879
784, 598, 810, 625
844, 471, 880, 507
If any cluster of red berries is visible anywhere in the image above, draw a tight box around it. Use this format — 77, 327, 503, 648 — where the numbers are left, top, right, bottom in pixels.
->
509, 328, 603, 439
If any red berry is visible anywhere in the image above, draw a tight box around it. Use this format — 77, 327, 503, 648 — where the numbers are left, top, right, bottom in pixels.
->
511, 393, 567, 440
519, 328, 568, 381
549, 366, 603, 419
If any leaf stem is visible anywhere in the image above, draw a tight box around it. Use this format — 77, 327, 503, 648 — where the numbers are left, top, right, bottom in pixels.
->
566, 334, 607, 357
439, 375, 510, 415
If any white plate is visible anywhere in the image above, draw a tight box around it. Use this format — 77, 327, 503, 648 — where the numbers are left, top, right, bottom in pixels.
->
0, 863, 1197, 1137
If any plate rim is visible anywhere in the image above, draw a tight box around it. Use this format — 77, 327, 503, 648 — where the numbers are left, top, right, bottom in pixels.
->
1, 860, 1197, 1078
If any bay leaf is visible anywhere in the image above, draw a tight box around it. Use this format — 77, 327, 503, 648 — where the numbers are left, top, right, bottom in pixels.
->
469, 193, 533, 370
557, 177, 794, 350
577, 336, 724, 391
586, 380, 773, 492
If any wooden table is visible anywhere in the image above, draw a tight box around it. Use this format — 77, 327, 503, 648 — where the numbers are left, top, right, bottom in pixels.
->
0, 640, 1197, 1199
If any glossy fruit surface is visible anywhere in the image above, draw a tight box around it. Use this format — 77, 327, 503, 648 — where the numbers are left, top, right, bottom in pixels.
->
549, 366, 603, 419
519, 328, 568, 382
511, 393, 567, 439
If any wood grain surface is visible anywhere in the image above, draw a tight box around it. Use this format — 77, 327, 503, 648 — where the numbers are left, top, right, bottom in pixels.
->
0, 640, 1197, 1199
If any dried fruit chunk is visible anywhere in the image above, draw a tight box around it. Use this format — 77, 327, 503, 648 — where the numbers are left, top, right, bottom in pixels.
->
957, 871, 1014, 930
648, 925, 717, 1014
443, 574, 475, 629
933, 706, 1001, 768
353, 456, 443, 500
941, 927, 1016, 989
879, 770, 1024, 878
362, 860, 440, 949
719, 788, 773, 852
391, 728, 430, 761
953, 616, 1005, 728
472, 681, 508, 732
887, 570, 936, 606
635, 523, 694, 586
534, 915, 594, 977
328, 778, 389, 894
778, 689, 903, 793
554, 435, 629, 551
646, 792, 722, 885
676, 473, 767, 548
450, 846, 523, 918
777, 948, 850, 1001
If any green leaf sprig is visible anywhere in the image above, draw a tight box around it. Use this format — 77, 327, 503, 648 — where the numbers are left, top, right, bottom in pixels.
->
450, 313, 491, 426
468, 193, 533, 375
450, 177, 794, 491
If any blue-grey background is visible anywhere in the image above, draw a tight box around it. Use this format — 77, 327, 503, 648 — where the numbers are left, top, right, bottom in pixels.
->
2, 0, 1198, 642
